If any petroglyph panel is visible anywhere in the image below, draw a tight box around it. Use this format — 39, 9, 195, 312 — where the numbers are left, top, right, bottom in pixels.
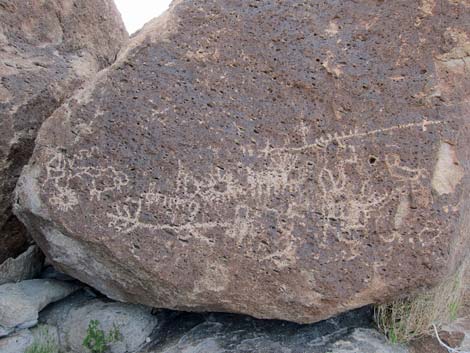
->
15, 0, 469, 323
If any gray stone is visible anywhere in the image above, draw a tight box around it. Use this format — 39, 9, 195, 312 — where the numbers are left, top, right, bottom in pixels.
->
39, 290, 97, 325
0, 329, 34, 353
41, 293, 160, 353
0, 279, 79, 336
0, 245, 44, 285
148, 309, 407, 353
0, 325, 59, 353
328, 328, 408, 353
39, 265, 77, 282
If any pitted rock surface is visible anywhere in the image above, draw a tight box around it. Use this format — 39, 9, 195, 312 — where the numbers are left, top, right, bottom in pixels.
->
15, 0, 470, 323
0, 0, 127, 262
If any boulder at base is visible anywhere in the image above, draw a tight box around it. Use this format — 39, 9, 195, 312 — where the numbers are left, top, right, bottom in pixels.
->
0, 0, 127, 262
41, 292, 160, 353
0, 279, 79, 336
14, 0, 470, 323
148, 309, 407, 353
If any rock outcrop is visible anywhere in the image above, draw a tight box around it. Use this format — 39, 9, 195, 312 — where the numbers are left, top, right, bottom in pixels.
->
0, 0, 127, 262
15, 0, 470, 323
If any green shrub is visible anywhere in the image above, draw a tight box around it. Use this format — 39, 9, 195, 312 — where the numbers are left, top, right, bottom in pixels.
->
25, 325, 58, 353
82, 319, 121, 353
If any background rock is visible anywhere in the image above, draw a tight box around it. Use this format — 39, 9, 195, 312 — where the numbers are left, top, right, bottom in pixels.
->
0, 217, 29, 264
440, 317, 470, 351
408, 336, 448, 353
14, 0, 470, 323
460, 263, 470, 317
0, 279, 79, 336
40, 265, 77, 282
0, 245, 43, 285
0, 0, 127, 264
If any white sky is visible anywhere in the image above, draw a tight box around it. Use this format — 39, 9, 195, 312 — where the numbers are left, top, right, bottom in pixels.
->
115, 0, 173, 34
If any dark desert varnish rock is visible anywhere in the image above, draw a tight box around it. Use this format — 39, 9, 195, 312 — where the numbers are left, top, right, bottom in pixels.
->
0, 0, 127, 262
15, 0, 470, 323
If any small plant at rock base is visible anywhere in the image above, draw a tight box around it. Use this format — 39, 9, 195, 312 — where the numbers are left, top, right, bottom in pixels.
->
374, 262, 466, 344
25, 342, 57, 353
448, 300, 460, 321
25, 325, 58, 353
83, 319, 122, 353
387, 326, 398, 345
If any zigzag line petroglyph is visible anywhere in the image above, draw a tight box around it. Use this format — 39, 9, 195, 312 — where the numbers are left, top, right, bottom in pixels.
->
261, 119, 444, 155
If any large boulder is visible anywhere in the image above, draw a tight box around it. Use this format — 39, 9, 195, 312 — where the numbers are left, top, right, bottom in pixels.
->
14, 0, 470, 323
0, 0, 127, 262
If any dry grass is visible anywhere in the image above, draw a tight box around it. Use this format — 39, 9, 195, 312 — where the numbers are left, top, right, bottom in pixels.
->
25, 325, 59, 353
374, 262, 466, 344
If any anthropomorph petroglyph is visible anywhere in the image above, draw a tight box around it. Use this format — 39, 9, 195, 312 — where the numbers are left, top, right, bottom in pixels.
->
42, 118, 445, 265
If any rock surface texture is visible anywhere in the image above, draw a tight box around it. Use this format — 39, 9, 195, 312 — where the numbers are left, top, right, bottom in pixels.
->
0, 0, 127, 262
15, 0, 470, 323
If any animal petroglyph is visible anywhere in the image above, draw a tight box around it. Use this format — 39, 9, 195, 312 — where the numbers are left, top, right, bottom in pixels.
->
43, 118, 444, 264
46, 147, 129, 211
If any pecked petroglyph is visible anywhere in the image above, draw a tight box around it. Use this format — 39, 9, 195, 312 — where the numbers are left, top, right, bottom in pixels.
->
317, 148, 389, 246
107, 197, 229, 236
260, 118, 444, 156
40, 117, 448, 266
45, 147, 129, 211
